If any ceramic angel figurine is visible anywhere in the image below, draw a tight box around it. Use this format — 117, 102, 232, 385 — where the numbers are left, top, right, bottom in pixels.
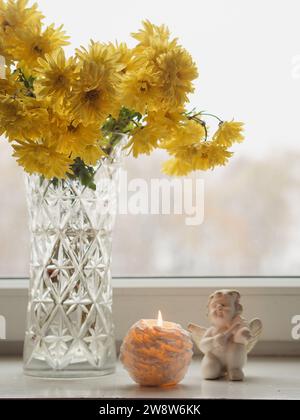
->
188, 289, 262, 381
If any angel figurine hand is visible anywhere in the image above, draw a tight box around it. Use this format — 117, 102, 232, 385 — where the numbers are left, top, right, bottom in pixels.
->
188, 289, 262, 381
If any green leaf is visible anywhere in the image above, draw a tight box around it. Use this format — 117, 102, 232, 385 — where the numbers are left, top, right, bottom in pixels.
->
68, 158, 97, 191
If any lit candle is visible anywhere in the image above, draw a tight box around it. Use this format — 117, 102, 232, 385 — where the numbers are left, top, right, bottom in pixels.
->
120, 311, 193, 387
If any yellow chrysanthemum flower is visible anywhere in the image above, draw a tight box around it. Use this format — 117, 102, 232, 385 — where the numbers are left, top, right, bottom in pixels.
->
213, 121, 244, 147
0, 95, 49, 140
126, 124, 160, 158
0, 32, 13, 64
160, 117, 235, 174
55, 121, 101, 157
70, 60, 119, 124
191, 142, 233, 170
124, 22, 198, 112
162, 157, 192, 176
119, 66, 160, 114
46, 107, 69, 139
132, 20, 177, 58
124, 111, 183, 159
132, 20, 170, 46
0, 0, 44, 39
13, 24, 69, 70
162, 142, 232, 176
162, 119, 206, 152
76, 40, 123, 73
12, 140, 72, 178
0, 67, 23, 95
72, 41, 122, 122
36, 49, 77, 101
106, 42, 133, 75
146, 109, 183, 136
79, 144, 105, 166
155, 47, 198, 108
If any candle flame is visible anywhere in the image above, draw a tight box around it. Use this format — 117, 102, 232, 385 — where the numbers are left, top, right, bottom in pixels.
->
157, 310, 163, 327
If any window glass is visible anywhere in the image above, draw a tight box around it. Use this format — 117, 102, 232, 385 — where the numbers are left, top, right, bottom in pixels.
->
1, 0, 299, 277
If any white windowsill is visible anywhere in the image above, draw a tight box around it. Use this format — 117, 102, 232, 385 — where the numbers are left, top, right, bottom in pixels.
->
0, 356, 299, 399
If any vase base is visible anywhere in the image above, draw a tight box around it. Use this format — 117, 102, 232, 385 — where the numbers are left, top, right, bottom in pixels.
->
23, 366, 116, 379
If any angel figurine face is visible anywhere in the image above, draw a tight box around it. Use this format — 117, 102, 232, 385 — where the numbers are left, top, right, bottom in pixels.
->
188, 289, 262, 381
208, 291, 241, 328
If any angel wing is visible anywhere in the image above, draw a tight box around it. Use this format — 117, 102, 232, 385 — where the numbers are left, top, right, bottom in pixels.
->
187, 323, 207, 352
247, 318, 263, 354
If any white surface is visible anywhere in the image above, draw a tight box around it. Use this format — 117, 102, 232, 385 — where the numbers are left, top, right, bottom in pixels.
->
0, 357, 299, 399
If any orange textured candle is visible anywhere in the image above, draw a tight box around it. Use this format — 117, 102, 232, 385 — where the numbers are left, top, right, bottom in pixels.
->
120, 312, 193, 387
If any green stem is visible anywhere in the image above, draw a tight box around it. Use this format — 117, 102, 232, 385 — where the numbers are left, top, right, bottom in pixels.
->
199, 112, 223, 123
188, 115, 208, 141
17, 68, 36, 97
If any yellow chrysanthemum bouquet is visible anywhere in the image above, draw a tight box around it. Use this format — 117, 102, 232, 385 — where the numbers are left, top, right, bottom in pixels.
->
0, 0, 244, 189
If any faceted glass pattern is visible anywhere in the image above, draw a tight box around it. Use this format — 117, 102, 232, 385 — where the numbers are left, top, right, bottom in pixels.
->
23, 154, 122, 377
